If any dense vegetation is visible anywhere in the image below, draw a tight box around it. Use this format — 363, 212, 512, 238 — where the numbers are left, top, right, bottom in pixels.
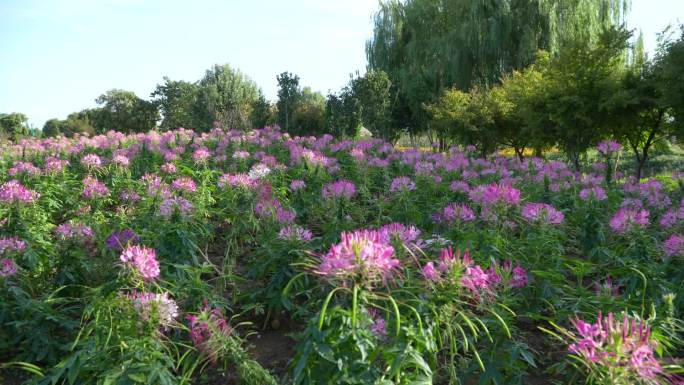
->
0, 127, 684, 384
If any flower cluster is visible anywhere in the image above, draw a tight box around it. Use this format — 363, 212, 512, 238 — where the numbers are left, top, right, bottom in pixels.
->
0, 180, 39, 203
82, 176, 109, 199
434, 202, 477, 224
468, 182, 521, 206
171, 177, 197, 193
322, 180, 357, 200
159, 196, 194, 218
389, 176, 416, 193
609, 208, 649, 234
290, 179, 306, 191
127, 290, 178, 329
0, 258, 17, 277
568, 313, 664, 382
663, 234, 684, 258
521, 203, 565, 225
80, 153, 102, 168
596, 140, 622, 155
319, 229, 399, 283
218, 173, 257, 189
54, 222, 94, 241
0, 236, 26, 254
278, 225, 313, 242
186, 302, 232, 362
120, 245, 160, 280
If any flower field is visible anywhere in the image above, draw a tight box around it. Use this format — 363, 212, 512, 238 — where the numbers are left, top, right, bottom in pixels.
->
1, 127, 683, 384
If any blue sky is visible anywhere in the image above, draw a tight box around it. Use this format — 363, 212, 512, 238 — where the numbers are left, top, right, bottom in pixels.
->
1, 0, 682, 128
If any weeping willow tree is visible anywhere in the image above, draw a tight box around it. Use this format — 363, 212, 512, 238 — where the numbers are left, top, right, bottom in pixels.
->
366, 0, 630, 136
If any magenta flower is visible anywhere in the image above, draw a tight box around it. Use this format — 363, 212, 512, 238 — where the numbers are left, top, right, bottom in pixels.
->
663, 234, 684, 258
55, 222, 94, 241
579, 186, 608, 201
377, 223, 422, 246
521, 203, 564, 225
290, 179, 306, 191
192, 147, 211, 163
278, 225, 313, 242
159, 196, 193, 218
160, 162, 177, 174
609, 208, 649, 234
510, 266, 528, 288
112, 154, 130, 167
187, 303, 233, 362
389, 176, 416, 193
468, 182, 521, 206
461, 265, 492, 294
322, 180, 357, 200
171, 177, 197, 193
319, 229, 399, 283
0, 236, 26, 255
440, 203, 476, 223
568, 312, 664, 382
0, 180, 39, 203
596, 140, 622, 155
82, 176, 109, 199
80, 153, 102, 168
120, 245, 160, 280
421, 262, 439, 281
8, 161, 41, 176
218, 173, 257, 189
0, 258, 18, 277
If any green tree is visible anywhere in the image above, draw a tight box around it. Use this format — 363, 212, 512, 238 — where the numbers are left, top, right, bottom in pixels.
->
350, 70, 395, 142
659, 25, 684, 136
250, 91, 275, 129
544, 27, 631, 169
292, 87, 326, 136
367, 0, 629, 136
0, 112, 29, 139
197, 64, 260, 130
325, 87, 362, 138
42, 119, 67, 137
92, 89, 159, 134
276, 72, 301, 132
151, 77, 204, 130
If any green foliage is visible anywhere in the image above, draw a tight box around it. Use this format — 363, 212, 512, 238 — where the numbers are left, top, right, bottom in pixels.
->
91, 89, 160, 134
197, 64, 261, 130
276, 72, 301, 132
151, 77, 205, 131
0, 112, 29, 139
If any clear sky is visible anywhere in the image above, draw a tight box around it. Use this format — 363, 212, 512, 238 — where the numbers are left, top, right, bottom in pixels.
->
0, 0, 682, 128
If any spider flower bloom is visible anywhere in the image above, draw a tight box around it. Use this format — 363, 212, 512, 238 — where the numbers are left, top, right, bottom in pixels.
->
0, 236, 26, 255
461, 265, 493, 294
509, 266, 528, 288
377, 223, 422, 245
171, 177, 197, 193
106, 229, 140, 251
0, 258, 18, 277
120, 245, 160, 280
322, 180, 357, 200
422, 262, 439, 281
568, 312, 663, 382
468, 182, 521, 206
0, 180, 39, 203
80, 153, 102, 168
663, 234, 684, 258
159, 196, 193, 218
187, 303, 232, 362
218, 173, 257, 189
521, 203, 565, 225
54, 222, 94, 241
579, 186, 608, 201
290, 179, 306, 191
8, 161, 41, 176
192, 147, 211, 163
160, 162, 177, 174
82, 176, 109, 199
127, 290, 178, 328
609, 208, 649, 234
440, 203, 476, 223
278, 225, 313, 242
248, 163, 272, 180
596, 140, 622, 155
389, 176, 416, 193
112, 155, 130, 167
319, 229, 399, 282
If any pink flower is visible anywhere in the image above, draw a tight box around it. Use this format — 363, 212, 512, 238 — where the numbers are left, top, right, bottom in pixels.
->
120, 245, 160, 280
322, 180, 357, 200
390, 176, 416, 193
80, 153, 102, 168
218, 173, 256, 189
510, 266, 528, 288
0, 180, 39, 203
192, 147, 211, 163
468, 182, 521, 206
0, 258, 17, 277
171, 177, 197, 193
422, 262, 439, 281
439, 203, 476, 223
319, 229, 399, 283
290, 179, 306, 191
596, 140, 622, 155
521, 203, 564, 225
82, 176, 109, 199
663, 234, 684, 258
160, 163, 177, 174
579, 186, 607, 201
609, 208, 649, 233
0, 236, 26, 254
278, 225, 313, 242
